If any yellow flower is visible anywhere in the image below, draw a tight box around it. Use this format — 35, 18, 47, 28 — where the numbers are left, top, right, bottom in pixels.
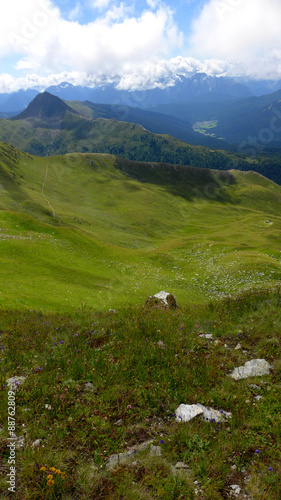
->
55, 469, 61, 475
40, 467, 47, 472
49, 467, 56, 472
61, 472, 67, 478
47, 479, 54, 487
47, 474, 53, 480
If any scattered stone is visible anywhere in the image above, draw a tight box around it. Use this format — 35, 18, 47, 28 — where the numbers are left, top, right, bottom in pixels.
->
114, 419, 124, 427
197, 403, 231, 422
85, 382, 95, 391
254, 395, 263, 401
175, 403, 231, 423
235, 343, 242, 350
145, 291, 177, 309
230, 359, 272, 380
230, 464, 237, 470
106, 440, 154, 469
199, 334, 213, 339
175, 404, 203, 422
249, 384, 261, 390
157, 340, 164, 349
6, 376, 26, 392
108, 309, 117, 314
32, 439, 41, 449
175, 462, 189, 469
230, 484, 241, 496
150, 445, 162, 457
106, 449, 136, 469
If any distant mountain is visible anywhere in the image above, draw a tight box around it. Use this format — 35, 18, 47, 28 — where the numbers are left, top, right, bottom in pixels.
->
0, 73, 253, 115
2, 92, 281, 185
153, 88, 281, 150
45, 73, 253, 108
67, 99, 230, 149
12, 91, 78, 127
0, 89, 39, 113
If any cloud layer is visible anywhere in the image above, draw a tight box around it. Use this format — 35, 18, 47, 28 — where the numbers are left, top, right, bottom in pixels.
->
190, 0, 281, 79
1, 0, 281, 92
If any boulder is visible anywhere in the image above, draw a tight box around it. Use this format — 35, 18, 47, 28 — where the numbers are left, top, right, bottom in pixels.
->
145, 291, 177, 309
175, 403, 231, 423
230, 359, 272, 380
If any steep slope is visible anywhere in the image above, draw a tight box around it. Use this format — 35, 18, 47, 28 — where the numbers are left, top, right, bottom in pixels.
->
0, 141, 281, 311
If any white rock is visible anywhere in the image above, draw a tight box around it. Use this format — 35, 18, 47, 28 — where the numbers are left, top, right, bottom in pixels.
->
175, 404, 203, 422
150, 291, 177, 307
32, 439, 41, 449
175, 403, 231, 423
230, 359, 272, 380
6, 376, 26, 391
150, 445, 162, 457
197, 404, 231, 422
254, 395, 263, 401
199, 334, 213, 339
234, 343, 242, 350
230, 484, 241, 495
175, 462, 189, 469
108, 309, 117, 314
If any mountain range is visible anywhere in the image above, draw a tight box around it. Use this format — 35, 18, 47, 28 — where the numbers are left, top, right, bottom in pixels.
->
0, 73, 254, 116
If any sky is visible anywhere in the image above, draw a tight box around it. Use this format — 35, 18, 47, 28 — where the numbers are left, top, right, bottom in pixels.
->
0, 0, 281, 92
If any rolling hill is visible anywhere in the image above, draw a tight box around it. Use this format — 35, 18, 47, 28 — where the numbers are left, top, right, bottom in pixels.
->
0, 140, 281, 312
1, 92, 281, 185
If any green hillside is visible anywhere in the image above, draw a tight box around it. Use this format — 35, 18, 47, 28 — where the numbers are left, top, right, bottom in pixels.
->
0, 141, 281, 312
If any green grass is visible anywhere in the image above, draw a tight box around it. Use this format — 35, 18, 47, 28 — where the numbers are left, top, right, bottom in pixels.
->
0, 143, 281, 313
0, 288, 280, 499
0, 142, 281, 498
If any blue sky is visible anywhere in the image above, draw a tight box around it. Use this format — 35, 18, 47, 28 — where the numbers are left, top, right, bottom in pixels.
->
0, 0, 281, 92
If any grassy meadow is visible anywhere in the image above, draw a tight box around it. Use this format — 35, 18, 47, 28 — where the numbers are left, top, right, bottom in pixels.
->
0, 141, 281, 498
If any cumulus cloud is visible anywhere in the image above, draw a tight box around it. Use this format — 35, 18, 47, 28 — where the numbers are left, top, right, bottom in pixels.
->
0, 0, 182, 78
0, 56, 233, 93
190, 0, 281, 79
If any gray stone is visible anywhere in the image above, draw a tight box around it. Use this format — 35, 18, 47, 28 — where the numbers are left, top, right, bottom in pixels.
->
6, 376, 26, 391
147, 291, 177, 308
114, 419, 124, 427
230, 359, 272, 380
106, 449, 136, 469
136, 439, 154, 451
32, 439, 41, 449
230, 484, 241, 496
175, 404, 203, 422
175, 462, 189, 469
85, 382, 95, 391
150, 445, 162, 457
234, 343, 242, 350
254, 395, 263, 401
197, 403, 232, 422
175, 403, 231, 423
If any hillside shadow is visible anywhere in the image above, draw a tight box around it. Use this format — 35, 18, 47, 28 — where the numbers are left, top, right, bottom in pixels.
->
114, 157, 238, 205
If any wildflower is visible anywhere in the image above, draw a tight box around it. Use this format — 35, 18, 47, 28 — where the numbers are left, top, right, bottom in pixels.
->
160, 440, 164, 444
269, 467, 273, 471
47, 479, 54, 486
55, 469, 61, 475
40, 466, 46, 472
127, 404, 132, 409
49, 467, 56, 472
255, 450, 259, 454
61, 472, 67, 478
47, 474, 53, 480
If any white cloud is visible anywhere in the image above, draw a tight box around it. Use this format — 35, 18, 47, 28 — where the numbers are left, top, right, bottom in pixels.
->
190, 0, 281, 79
88, 0, 112, 10
0, 0, 182, 79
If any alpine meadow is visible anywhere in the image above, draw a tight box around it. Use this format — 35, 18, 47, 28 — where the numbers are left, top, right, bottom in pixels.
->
1, 0, 281, 499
